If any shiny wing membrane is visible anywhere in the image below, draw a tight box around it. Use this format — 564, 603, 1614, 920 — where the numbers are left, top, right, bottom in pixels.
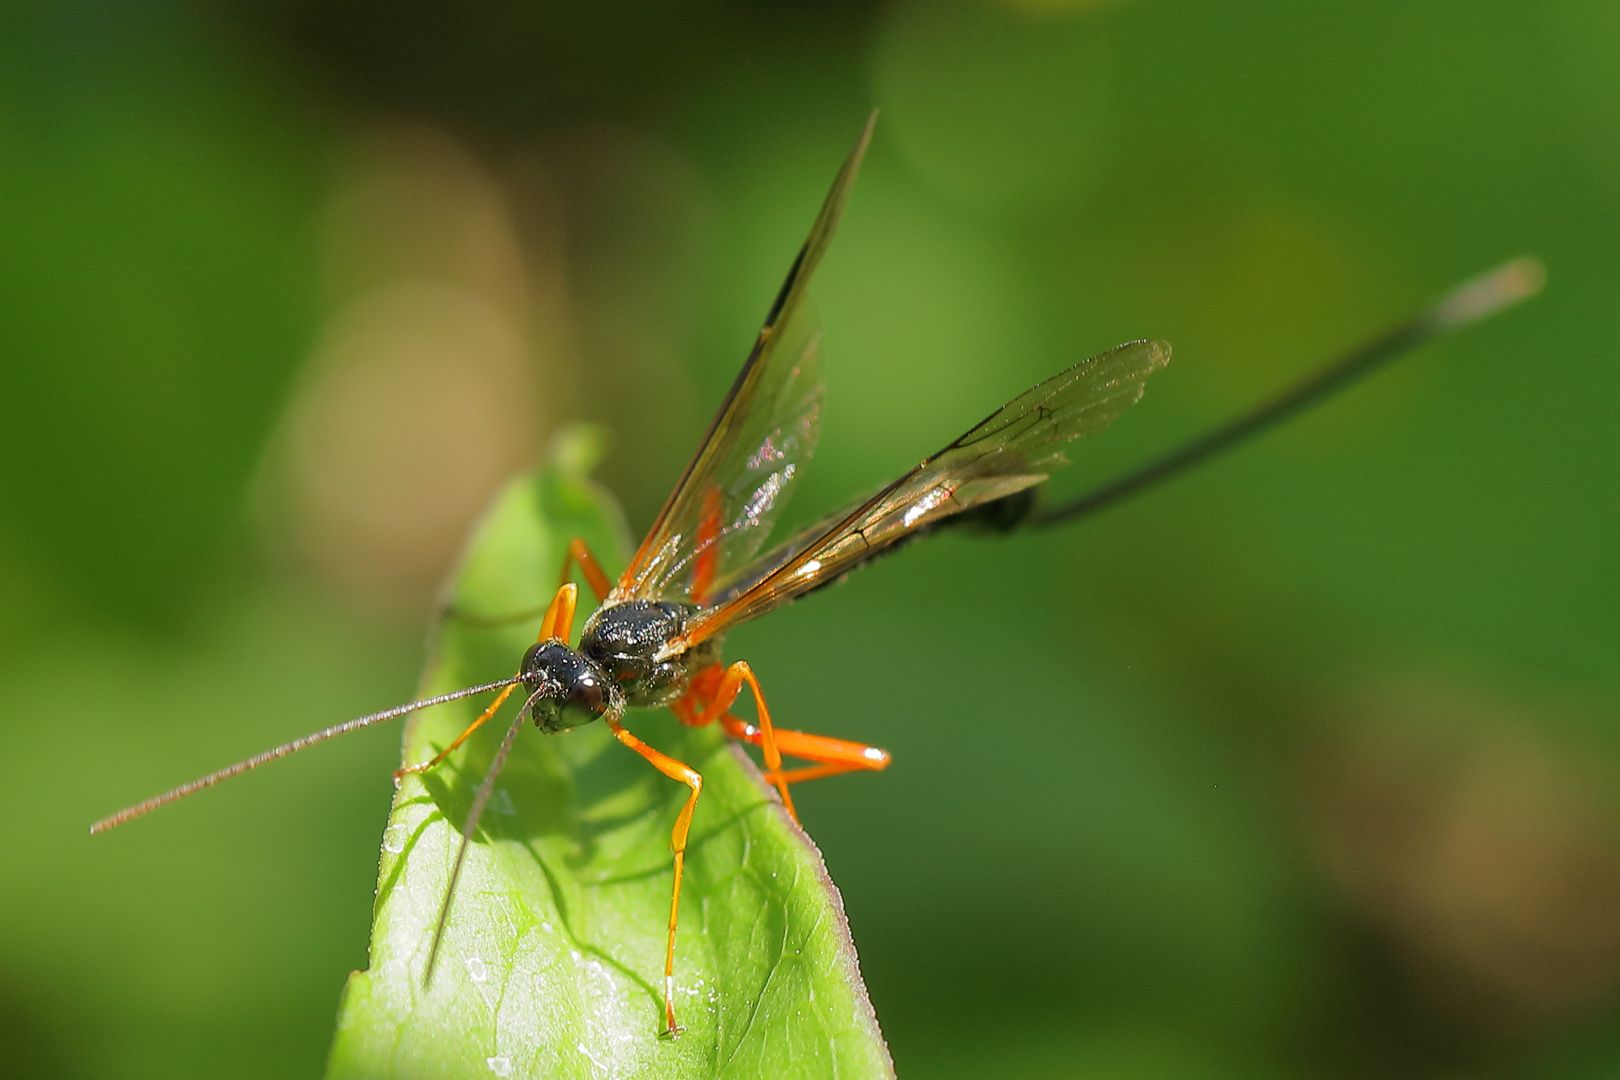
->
611, 114, 876, 606
671, 339, 1171, 651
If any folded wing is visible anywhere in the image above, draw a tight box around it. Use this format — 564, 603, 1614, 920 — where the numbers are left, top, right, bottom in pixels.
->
611, 115, 875, 607
671, 338, 1171, 652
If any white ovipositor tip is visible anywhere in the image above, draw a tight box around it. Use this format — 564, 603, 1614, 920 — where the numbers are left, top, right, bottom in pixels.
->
1432, 256, 1545, 329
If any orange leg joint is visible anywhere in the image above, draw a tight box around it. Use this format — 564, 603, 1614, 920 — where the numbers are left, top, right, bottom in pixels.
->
606, 716, 703, 1037
672, 664, 726, 727
685, 661, 797, 820
676, 662, 892, 803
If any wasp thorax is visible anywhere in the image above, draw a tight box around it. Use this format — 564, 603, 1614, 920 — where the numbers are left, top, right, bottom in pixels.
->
580, 600, 701, 708
521, 640, 612, 733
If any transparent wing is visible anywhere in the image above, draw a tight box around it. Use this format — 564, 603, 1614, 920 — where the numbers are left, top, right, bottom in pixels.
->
615, 296, 826, 606
698, 487, 867, 611
675, 339, 1172, 647
612, 114, 875, 606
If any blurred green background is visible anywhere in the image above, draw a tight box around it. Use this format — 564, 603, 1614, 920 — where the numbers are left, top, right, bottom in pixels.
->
3, 0, 1618, 1076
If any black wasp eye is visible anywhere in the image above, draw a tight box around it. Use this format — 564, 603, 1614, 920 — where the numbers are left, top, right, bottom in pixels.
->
522, 641, 609, 732
568, 674, 605, 718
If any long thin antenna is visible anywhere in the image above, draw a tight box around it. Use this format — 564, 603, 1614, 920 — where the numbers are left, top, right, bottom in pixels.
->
1032, 256, 1545, 529
89, 678, 526, 835
423, 705, 531, 984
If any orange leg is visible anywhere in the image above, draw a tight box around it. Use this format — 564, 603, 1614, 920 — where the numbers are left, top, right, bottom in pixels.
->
537, 582, 578, 644
675, 664, 889, 794
606, 716, 702, 1037
671, 663, 724, 726
775, 763, 862, 784
444, 539, 610, 629
719, 716, 891, 786
558, 537, 613, 602
393, 681, 521, 781
402, 581, 578, 783
686, 661, 797, 821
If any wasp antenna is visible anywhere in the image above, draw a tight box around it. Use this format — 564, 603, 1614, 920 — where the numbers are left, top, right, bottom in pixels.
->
1031, 256, 1545, 529
423, 698, 535, 986
88, 677, 526, 835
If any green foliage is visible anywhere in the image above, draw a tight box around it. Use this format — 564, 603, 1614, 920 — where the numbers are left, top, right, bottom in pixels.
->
0, 3, 327, 624
327, 429, 893, 1080
10, 3, 1620, 1076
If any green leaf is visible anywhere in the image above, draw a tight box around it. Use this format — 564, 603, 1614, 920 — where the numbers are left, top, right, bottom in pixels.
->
327, 427, 894, 1080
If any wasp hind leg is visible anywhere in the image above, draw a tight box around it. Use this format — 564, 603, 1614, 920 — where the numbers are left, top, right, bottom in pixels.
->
684, 661, 800, 821
721, 718, 891, 787
679, 661, 892, 817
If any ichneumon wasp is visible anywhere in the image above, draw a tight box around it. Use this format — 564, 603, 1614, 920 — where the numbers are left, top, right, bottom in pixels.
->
92, 113, 1542, 1035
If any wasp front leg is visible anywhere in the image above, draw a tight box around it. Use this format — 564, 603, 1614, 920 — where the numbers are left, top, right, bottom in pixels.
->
556, 537, 612, 602
397, 582, 581, 781
444, 537, 612, 629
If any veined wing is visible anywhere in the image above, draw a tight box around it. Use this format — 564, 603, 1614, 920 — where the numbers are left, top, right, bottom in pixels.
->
670, 339, 1171, 652
611, 114, 876, 607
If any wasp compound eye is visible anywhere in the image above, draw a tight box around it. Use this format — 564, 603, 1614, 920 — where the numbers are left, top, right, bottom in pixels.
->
521, 640, 609, 733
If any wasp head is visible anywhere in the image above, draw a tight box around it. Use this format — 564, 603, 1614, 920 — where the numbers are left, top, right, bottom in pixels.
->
520, 641, 615, 733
